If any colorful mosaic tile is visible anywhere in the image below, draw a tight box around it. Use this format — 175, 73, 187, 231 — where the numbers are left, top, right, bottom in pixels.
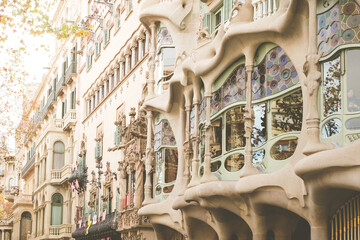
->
154, 119, 177, 150
317, 0, 360, 56
265, 47, 299, 96
317, 4, 342, 56
341, 0, 360, 44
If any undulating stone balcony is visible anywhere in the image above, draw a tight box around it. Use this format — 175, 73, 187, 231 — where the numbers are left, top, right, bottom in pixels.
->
13, 192, 32, 208
49, 224, 72, 239
50, 164, 72, 185
63, 109, 76, 131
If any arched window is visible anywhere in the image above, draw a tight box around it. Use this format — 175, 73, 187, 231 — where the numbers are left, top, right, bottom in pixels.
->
20, 212, 32, 240
51, 193, 63, 226
8, 178, 14, 190
53, 141, 65, 169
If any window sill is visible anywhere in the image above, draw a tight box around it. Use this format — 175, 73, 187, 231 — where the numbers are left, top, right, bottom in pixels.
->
86, 65, 92, 73
114, 26, 121, 36
95, 53, 101, 62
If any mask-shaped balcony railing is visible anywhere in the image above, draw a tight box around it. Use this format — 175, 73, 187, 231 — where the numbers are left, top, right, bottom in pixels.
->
252, 0, 278, 20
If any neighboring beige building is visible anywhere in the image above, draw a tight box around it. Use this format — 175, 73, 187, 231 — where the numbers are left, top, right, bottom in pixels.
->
15, 0, 360, 239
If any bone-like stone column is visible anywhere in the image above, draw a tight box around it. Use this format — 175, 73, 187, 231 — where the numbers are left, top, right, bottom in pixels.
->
188, 102, 200, 187
200, 94, 218, 183
183, 104, 191, 185
302, 0, 333, 155
240, 64, 258, 177
147, 23, 157, 99
143, 111, 155, 205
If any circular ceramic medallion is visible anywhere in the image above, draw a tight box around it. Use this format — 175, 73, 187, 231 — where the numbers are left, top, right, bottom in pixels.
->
319, 15, 327, 28
214, 92, 220, 102
260, 75, 265, 84
342, 2, 356, 15
331, 21, 339, 33
279, 55, 288, 66
270, 64, 280, 76
330, 34, 340, 46
319, 28, 328, 41
224, 94, 231, 104
331, 7, 339, 20
281, 69, 292, 81
347, 15, 360, 28
343, 29, 355, 41
270, 51, 278, 61
270, 80, 278, 90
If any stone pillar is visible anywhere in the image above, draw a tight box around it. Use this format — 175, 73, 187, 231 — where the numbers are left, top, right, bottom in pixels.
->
35, 162, 39, 187
120, 57, 125, 80
143, 111, 155, 205
138, 38, 143, 59
1, 230, 4, 240
43, 202, 51, 236
134, 161, 144, 208
131, 45, 136, 67
125, 54, 130, 75
47, 148, 53, 181
302, 0, 333, 155
147, 23, 157, 99
63, 200, 69, 224
183, 103, 191, 186
145, 31, 150, 53
201, 93, 218, 183
240, 64, 258, 177
188, 101, 201, 187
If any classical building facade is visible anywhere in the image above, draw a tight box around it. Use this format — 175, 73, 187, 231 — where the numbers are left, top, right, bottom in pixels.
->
15, 0, 360, 239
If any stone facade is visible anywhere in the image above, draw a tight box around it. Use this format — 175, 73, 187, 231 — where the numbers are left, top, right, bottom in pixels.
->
14, 0, 360, 239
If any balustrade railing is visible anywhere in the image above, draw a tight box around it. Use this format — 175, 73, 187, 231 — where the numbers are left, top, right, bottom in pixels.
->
252, 0, 278, 20
51, 170, 62, 180
49, 224, 72, 236
65, 61, 77, 83
56, 75, 66, 95
21, 155, 35, 177
55, 119, 64, 128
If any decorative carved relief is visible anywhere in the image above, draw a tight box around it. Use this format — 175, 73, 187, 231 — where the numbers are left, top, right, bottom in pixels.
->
88, 171, 97, 209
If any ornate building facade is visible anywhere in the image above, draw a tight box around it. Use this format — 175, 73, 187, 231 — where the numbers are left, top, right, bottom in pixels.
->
15, 0, 360, 239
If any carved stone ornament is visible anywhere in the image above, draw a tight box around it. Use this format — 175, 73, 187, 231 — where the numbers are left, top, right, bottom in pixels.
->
88, 171, 97, 208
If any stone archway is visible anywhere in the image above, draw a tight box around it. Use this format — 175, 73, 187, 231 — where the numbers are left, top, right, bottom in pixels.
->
20, 211, 32, 240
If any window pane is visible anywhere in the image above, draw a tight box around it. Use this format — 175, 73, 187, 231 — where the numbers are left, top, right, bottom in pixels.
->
210, 118, 222, 157
271, 90, 303, 137
270, 137, 298, 160
323, 56, 341, 117
252, 104, 267, 147
322, 118, 342, 138
211, 161, 221, 172
53, 153, 64, 169
346, 50, 360, 112
252, 149, 265, 163
346, 117, 360, 130
224, 153, 244, 172
51, 205, 62, 225
164, 149, 178, 183
226, 107, 245, 151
